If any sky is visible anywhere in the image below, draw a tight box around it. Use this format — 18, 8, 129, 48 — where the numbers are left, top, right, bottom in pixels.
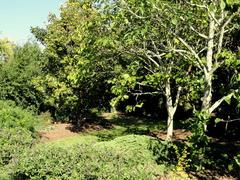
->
0, 0, 66, 44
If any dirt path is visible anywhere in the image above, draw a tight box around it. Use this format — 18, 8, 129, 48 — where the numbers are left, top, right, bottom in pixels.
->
38, 123, 79, 142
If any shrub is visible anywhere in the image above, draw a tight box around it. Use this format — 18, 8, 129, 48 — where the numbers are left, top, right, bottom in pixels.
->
150, 139, 179, 166
0, 100, 39, 132
11, 135, 165, 179
0, 128, 36, 166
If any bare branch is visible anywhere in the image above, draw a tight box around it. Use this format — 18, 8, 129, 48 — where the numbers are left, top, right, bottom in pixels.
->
209, 92, 234, 114
174, 50, 203, 70
144, 51, 160, 68
190, 25, 208, 39
143, 65, 155, 74
131, 91, 162, 96
217, 12, 237, 55
207, 8, 221, 26
185, 1, 207, 9
176, 36, 207, 74
198, 47, 208, 55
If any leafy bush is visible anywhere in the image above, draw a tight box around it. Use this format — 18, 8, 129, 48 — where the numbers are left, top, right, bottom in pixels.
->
0, 128, 36, 166
0, 100, 39, 132
150, 139, 179, 166
11, 135, 165, 179
0, 100, 40, 168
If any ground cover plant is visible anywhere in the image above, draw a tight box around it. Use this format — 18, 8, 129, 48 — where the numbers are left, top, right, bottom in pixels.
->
11, 135, 167, 179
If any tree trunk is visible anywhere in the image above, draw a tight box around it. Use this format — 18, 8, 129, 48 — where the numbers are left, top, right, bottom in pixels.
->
201, 73, 213, 113
166, 110, 174, 140
201, 12, 215, 131
165, 77, 179, 140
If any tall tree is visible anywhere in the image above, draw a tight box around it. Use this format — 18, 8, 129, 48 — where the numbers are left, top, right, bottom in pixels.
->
103, 0, 198, 140
32, 0, 114, 121
0, 42, 45, 110
163, 0, 240, 130
101, 0, 240, 139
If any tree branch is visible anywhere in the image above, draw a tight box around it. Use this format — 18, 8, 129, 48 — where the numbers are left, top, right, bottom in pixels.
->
120, 0, 147, 19
190, 25, 208, 39
217, 12, 237, 56
176, 36, 207, 74
144, 51, 160, 68
209, 92, 234, 114
131, 91, 162, 96
185, 1, 207, 9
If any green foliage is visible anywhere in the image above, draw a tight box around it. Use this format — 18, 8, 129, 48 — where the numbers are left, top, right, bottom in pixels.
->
11, 135, 164, 179
186, 111, 211, 171
0, 128, 36, 167
0, 100, 40, 132
150, 139, 191, 177
32, 0, 114, 121
0, 38, 15, 61
0, 100, 40, 168
232, 154, 240, 176
0, 42, 45, 110
150, 140, 178, 167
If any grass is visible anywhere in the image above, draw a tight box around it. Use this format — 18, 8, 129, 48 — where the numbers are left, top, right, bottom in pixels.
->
89, 113, 166, 141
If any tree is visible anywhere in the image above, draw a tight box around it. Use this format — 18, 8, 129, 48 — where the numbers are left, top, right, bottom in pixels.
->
0, 38, 14, 62
0, 42, 45, 110
103, 0, 198, 140
32, 0, 115, 121
161, 0, 240, 130
100, 0, 240, 139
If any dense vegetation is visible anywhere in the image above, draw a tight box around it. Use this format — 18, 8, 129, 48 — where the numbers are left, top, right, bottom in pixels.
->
0, 0, 240, 179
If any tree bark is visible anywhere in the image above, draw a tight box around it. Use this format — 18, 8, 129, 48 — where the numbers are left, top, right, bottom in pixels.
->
201, 12, 215, 114
200, 12, 216, 132
201, 73, 213, 113
165, 77, 179, 140
166, 108, 175, 140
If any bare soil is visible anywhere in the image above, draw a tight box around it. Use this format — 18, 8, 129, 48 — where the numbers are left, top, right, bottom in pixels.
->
149, 129, 192, 141
38, 123, 79, 142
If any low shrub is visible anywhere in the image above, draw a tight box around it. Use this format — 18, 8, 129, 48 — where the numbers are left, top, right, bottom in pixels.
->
0, 128, 36, 166
11, 135, 165, 179
150, 139, 179, 166
0, 100, 40, 132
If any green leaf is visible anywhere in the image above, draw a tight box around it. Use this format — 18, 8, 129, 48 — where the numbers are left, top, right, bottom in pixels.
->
220, 0, 226, 10
165, 53, 172, 59
122, 74, 130, 79
215, 118, 223, 124
225, 95, 232, 105
171, 18, 178, 25
135, 102, 144, 108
